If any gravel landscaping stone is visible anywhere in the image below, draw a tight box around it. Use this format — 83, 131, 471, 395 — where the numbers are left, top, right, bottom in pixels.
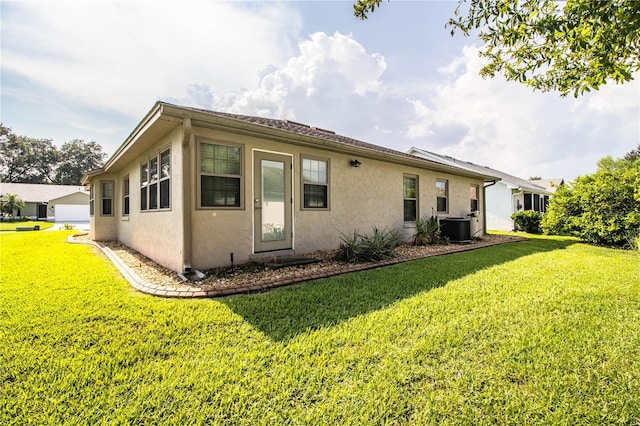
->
92, 234, 524, 292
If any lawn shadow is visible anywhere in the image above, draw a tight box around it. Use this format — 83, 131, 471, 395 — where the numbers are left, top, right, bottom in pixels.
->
221, 236, 575, 342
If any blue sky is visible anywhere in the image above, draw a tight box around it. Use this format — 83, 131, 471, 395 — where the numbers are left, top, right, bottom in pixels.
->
2, 0, 638, 181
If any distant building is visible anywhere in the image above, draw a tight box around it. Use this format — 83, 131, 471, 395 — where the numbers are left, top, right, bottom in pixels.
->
0, 183, 89, 222
408, 148, 561, 231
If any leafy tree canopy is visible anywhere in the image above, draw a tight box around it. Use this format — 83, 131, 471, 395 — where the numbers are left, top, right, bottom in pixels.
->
0, 125, 106, 185
542, 147, 640, 248
55, 139, 107, 185
0, 124, 58, 184
354, 0, 640, 96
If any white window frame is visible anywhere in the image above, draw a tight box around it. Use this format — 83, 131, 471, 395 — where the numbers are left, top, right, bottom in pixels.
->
470, 184, 479, 213
101, 180, 114, 216
198, 140, 244, 209
301, 156, 330, 210
436, 179, 448, 214
140, 149, 171, 212
89, 184, 95, 216
403, 174, 418, 222
122, 176, 130, 216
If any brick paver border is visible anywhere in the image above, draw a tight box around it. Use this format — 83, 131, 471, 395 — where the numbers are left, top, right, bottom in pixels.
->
69, 234, 527, 298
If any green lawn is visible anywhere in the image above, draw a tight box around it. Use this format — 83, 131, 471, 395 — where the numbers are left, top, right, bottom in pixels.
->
1, 231, 639, 425
0, 221, 55, 231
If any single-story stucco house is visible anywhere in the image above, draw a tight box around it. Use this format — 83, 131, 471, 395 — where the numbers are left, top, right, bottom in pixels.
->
408, 147, 559, 231
0, 183, 90, 222
83, 102, 501, 273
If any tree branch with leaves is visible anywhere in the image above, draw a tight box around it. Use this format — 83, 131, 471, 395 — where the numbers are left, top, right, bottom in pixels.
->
354, 0, 640, 96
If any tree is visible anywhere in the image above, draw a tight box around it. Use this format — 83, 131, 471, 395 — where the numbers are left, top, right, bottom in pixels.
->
0, 125, 58, 183
354, 0, 640, 96
0, 125, 107, 185
624, 144, 640, 162
0, 193, 26, 219
542, 149, 640, 248
54, 139, 106, 185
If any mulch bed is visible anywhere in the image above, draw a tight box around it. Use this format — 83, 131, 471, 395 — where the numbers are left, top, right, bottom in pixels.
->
95, 234, 524, 291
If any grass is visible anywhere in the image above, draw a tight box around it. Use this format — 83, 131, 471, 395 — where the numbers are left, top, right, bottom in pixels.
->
0, 221, 55, 231
1, 231, 639, 425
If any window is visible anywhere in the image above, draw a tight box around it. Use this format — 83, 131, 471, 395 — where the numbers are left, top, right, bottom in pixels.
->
149, 156, 158, 210
160, 150, 170, 209
524, 193, 532, 210
470, 184, 479, 212
101, 181, 113, 216
200, 142, 242, 208
89, 184, 94, 216
140, 149, 170, 211
403, 175, 418, 222
533, 194, 541, 212
123, 177, 130, 216
436, 179, 448, 213
302, 157, 329, 209
140, 163, 148, 211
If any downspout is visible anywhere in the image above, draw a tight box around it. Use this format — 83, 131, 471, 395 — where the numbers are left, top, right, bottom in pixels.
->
182, 118, 193, 272
482, 180, 497, 235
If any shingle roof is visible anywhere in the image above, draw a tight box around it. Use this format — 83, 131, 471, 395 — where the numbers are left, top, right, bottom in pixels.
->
169, 103, 435, 164
0, 183, 88, 203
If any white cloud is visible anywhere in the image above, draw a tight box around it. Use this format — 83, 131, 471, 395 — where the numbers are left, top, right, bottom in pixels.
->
403, 45, 640, 180
2, 1, 301, 116
4, 1, 636, 180
176, 31, 387, 123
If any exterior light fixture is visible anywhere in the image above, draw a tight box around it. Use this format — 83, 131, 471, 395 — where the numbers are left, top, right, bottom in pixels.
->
350, 159, 361, 168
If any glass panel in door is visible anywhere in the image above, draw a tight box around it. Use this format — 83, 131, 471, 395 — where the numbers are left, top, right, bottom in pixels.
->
261, 160, 285, 241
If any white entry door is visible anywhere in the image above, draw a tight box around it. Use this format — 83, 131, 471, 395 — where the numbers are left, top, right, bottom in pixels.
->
253, 151, 292, 252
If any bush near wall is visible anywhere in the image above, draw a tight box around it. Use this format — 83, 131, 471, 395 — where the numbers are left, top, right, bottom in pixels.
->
511, 210, 542, 234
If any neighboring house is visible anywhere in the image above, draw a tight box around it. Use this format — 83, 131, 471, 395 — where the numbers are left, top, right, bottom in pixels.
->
408, 148, 556, 231
0, 183, 90, 222
531, 178, 565, 194
83, 102, 501, 273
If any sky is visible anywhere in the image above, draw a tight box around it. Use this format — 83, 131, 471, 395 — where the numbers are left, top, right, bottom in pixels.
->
2, 0, 639, 181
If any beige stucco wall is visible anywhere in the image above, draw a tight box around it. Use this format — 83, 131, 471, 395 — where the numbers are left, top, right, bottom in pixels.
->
188, 125, 485, 270
89, 127, 185, 272
90, 122, 485, 273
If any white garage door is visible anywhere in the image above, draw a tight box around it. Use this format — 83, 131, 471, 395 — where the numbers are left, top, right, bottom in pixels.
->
55, 204, 90, 222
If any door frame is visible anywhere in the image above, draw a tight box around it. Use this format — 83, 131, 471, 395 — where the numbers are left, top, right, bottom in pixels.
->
252, 149, 294, 253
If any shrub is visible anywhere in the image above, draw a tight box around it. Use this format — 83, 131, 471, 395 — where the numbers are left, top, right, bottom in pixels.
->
542, 152, 640, 248
511, 210, 542, 234
413, 215, 440, 245
336, 227, 399, 263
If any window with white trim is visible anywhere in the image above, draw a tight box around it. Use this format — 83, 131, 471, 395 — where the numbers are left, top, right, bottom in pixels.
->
140, 149, 170, 211
140, 163, 148, 211
89, 184, 94, 216
403, 175, 418, 222
123, 177, 130, 216
436, 179, 448, 213
470, 184, 479, 212
302, 157, 329, 209
159, 150, 170, 209
101, 181, 113, 216
199, 142, 242, 208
